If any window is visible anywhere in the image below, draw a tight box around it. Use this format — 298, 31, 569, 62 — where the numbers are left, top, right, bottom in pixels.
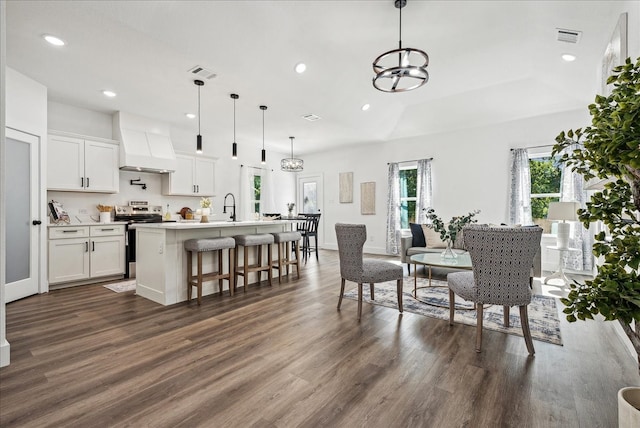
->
529, 155, 562, 232
399, 167, 417, 229
251, 173, 262, 215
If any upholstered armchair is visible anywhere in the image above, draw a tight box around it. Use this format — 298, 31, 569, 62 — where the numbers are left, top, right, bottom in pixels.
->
335, 223, 404, 320
447, 225, 543, 354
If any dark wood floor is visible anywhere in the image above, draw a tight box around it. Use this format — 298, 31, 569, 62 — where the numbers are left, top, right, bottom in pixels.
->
0, 250, 637, 427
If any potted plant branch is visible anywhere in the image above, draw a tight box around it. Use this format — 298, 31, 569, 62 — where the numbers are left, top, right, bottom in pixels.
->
552, 57, 640, 377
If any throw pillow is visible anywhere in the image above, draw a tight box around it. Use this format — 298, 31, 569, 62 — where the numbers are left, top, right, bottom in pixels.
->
409, 223, 426, 247
421, 224, 447, 249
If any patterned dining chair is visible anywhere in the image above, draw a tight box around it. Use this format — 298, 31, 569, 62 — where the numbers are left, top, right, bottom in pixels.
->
335, 223, 404, 320
447, 225, 542, 354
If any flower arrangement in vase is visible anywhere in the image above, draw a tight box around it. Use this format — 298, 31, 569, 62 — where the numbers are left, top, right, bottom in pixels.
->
200, 197, 212, 223
424, 208, 480, 258
286, 202, 295, 217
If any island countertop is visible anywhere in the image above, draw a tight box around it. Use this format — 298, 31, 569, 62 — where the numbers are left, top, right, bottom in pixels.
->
133, 219, 293, 230
134, 220, 297, 305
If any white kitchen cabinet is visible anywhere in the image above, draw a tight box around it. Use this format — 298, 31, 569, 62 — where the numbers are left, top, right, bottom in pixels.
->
48, 225, 125, 285
162, 154, 215, 196
48, 132, 119, 193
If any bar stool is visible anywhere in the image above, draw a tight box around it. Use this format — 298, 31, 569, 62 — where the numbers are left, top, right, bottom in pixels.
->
234, 234, 274, 292
184, 237, 236, 305
270, 231, 302, 283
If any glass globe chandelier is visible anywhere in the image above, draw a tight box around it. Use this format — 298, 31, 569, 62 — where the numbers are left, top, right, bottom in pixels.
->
281, 136, 303, 172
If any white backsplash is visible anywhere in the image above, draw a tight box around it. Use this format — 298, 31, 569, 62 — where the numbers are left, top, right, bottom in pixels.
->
47, 170, 220, 224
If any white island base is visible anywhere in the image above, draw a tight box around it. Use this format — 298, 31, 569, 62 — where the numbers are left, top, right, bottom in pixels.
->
135, 221, 294, 306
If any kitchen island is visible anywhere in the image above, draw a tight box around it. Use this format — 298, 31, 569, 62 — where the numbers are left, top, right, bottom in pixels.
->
134, 220, 295, 305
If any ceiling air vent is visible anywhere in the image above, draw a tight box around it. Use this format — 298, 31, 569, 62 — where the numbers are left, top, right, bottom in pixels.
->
556, 28, 582, 44
302, 113, 321, 122
188, 65, 217, 80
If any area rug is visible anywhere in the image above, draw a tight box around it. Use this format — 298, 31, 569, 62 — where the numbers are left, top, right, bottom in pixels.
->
343, 277, 562, 345
103, 280, 136, 293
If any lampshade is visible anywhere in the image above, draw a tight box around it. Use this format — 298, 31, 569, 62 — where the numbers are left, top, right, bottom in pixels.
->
547, 201, 580, 221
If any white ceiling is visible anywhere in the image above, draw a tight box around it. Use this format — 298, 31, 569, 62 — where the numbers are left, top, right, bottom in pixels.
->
5, 1, 631, 155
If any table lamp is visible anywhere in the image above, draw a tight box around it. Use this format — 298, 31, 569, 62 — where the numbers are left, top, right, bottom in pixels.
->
547, 201, 580, 249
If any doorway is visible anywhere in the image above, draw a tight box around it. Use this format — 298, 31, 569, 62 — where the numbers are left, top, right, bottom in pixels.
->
297, 173, 323, 247
5, 128, 41, 302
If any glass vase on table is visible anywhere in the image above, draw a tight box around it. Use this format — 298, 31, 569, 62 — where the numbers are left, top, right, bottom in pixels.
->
441, 239, 458, 259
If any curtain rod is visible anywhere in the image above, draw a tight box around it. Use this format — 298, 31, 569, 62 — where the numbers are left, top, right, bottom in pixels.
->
387, 157, 433, 165
241, 164, 273, 171
510, 144, 555, 151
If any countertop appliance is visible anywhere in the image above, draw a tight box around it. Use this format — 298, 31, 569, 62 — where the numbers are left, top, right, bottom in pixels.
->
114, 201, 163, 278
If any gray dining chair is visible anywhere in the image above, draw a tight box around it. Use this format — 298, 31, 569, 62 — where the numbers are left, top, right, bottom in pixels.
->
335, 223, 404, 320
447, 225, 542, 354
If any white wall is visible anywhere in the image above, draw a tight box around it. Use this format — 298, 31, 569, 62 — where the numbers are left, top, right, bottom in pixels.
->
2, 66, 48, 366
46, 102, 296, 221
305, 108, 590, 254
1, 0, 8, 368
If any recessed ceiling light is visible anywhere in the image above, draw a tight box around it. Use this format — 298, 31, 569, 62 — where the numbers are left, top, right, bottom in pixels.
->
295, 63, 307, 74
185, 113, 196, 119
43, 34, 65, 46
102, 90, 117, 98
361, 104, 370, 111
562, 53, 576, 62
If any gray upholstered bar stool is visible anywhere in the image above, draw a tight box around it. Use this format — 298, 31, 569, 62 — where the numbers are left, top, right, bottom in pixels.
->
233, 234, 274, 292
184, 237, 236, 305
270, 231, 302, 283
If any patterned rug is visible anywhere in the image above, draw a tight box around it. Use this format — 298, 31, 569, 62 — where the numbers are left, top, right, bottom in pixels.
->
103, 280, 136, 293
342, 277, 562, 345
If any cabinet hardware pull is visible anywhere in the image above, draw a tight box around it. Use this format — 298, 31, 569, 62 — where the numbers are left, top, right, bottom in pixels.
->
92, 241, 95, 252
196, 185, 199, 193
81, 177, 84, 188
86, 177, 90, 188
85, 241, 88, 252
100, 228, 115, 231
62, 230, 79, 233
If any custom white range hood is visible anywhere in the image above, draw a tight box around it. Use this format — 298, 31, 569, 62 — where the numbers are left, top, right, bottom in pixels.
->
113, 111, 177, 173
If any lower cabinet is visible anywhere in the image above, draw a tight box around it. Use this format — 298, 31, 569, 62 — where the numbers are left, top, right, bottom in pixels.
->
49, 225, 125, 285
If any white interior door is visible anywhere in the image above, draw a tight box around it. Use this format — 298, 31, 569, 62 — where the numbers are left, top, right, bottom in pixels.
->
5, 128, 40, 302
297, 173, 323, 245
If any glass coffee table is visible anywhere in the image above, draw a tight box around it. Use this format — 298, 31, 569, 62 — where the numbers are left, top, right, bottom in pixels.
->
409, 253, 473, 306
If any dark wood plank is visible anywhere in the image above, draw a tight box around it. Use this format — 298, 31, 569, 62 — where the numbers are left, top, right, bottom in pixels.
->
0, 250, 637, 427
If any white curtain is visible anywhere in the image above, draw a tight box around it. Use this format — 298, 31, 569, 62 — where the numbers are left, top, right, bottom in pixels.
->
239, 165, 252, 221
260, 167, 275, 213
386, 163, 401, 254
560, 144, 593, 271
416, 159, 433, 223
509, 148, 533, 225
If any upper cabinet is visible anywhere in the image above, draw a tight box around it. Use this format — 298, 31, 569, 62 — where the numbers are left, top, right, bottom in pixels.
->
162, 154, 216, 196
48, 132, 119, 193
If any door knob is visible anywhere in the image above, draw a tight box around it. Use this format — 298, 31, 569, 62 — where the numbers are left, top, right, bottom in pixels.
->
32, 220, 42, 225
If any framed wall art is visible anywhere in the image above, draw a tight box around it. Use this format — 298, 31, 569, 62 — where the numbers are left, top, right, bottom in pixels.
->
360, 182, 376, 215
601, 12, 628, 96
339, 172, 353, 203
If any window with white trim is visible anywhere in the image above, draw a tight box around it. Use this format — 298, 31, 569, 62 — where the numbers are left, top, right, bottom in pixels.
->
529, 154, 561, 233
399, 166, 417, 229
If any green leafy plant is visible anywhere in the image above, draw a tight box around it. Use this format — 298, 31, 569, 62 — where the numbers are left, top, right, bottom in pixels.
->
424, 208, 480, 245
552, 57, 640, 372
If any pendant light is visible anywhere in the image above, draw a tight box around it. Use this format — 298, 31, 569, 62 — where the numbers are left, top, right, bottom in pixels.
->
231, 93, 239, 159
281, 136, 303, 172
260, 105, 267, 164
194, 79, 204, 153
373, 0, 429, 92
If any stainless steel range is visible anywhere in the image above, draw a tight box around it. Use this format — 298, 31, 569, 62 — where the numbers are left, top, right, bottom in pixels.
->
114, 201, 163, 278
